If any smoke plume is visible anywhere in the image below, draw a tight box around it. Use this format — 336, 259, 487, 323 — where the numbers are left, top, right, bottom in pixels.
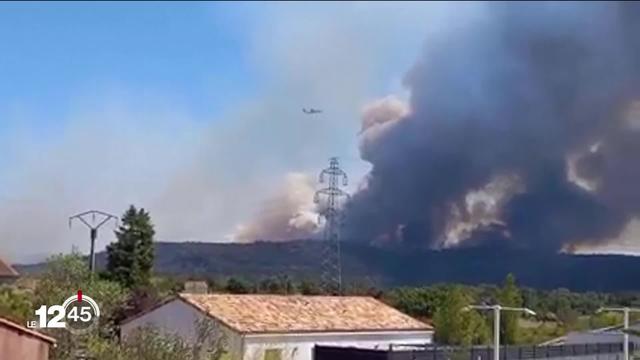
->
347, 2, 640, 252
230, 173, 319, 242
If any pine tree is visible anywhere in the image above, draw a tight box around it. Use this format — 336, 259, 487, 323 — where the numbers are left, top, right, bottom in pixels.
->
434, 286, 490, 345
498, 273, 523, 344
106, 205, 155, 289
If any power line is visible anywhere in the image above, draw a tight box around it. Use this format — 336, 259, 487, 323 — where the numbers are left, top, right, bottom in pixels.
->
69, 210, 118, 273
314, 157, 349, 295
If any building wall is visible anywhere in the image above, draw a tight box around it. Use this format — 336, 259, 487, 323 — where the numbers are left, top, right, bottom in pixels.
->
119, 299, 244, 359
551, 355, 623, 360
0, 326, 51, 360
315, 345, 628, 360
564, 332, 640, 346
120, 299, 203, 341
243, 330, 433, 360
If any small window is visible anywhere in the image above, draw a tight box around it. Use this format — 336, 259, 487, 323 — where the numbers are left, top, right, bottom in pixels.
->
264, 348, 283, 360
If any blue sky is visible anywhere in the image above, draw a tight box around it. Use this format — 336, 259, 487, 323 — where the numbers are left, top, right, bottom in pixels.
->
0, 2, 435, 130
0, 2, 262, 126
0, 2, 483, 261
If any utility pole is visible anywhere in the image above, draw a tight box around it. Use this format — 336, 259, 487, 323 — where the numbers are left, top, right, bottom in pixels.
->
69, 210, 118, 273
598, 307, 640, 360
314, 157, 349, 295
464, 305, 536, 360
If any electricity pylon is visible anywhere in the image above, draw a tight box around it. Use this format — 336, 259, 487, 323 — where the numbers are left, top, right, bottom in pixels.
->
69, 210, 118, 273
314, 157, 349, 295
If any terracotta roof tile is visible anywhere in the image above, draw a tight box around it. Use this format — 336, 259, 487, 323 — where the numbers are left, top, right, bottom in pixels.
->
0, 257, 18, 278
0, 317, 56, 344
179, 294, 432, 334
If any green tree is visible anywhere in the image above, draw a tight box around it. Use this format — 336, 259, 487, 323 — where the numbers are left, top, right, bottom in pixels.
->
258, 277, 283, 294
0, 286, 33, 324
385, 286, 449, 318
87, 319, 227, 360
298, 280, 321, 295
34, 253, 126, 360
225, 277, 252, 294
433, 286, 490, 345
555, 296, 579, 328
34, 253, 125, 323
589, 311, 621, 329
107, 205, 156, 289
497, 274, 523, 344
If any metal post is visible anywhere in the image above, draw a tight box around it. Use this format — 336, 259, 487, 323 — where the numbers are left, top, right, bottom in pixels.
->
494, 306, 501, 360
463, 305, 536, 360
89, 228, 97, 272
597, 307, 640, 360
624, 308, 630, 360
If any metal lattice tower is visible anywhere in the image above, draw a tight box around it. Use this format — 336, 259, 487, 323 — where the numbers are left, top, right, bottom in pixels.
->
314, 157, 349, 295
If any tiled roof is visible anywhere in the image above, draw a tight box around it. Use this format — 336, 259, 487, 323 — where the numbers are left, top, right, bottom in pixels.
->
0, 317, 56, 344
0, 257, 18, 278
179, 293, 432, 334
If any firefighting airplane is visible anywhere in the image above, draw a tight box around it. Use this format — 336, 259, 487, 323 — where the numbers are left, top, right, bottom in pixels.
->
302, 108, 322, 114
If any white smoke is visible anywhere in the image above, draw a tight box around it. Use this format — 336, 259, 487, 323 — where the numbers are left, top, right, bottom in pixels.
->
229, 172, 319, 242
359, 95, 409, 159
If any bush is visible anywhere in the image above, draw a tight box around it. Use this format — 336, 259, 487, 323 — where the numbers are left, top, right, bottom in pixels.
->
87, 319, 227, 360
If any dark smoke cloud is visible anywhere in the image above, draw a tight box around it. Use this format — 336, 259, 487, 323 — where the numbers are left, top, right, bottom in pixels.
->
346, 2, 640, 252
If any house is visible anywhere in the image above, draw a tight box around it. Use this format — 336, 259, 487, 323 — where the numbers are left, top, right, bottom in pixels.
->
0, 256, 19, 284
540, 323, 640, 347
120, 294, 433, 360
0, 316, 56, 360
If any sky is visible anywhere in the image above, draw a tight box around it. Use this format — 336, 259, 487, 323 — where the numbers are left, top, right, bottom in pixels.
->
2, 2, 639, 262
0, 1, 463, 262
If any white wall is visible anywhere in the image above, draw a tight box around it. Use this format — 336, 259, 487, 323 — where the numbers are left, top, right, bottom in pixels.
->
243, 330, 433, 360
120, 299, 204, 341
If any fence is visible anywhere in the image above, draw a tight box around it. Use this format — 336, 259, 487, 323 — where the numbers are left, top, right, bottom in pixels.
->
315, 343, 634, 360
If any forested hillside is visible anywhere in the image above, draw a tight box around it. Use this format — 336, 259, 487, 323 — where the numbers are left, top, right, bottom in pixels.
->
16, 240, 640, 292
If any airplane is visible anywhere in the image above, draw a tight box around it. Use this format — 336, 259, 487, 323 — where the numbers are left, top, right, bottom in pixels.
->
303, 108, 322, 114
